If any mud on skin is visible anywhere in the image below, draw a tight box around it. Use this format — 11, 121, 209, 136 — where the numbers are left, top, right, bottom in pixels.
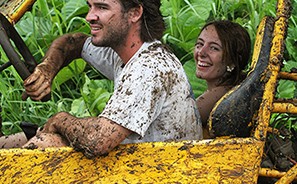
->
22, 133, 69, 150
53, 113, 129, 159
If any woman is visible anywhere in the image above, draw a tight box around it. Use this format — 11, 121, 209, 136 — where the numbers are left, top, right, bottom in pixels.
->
194, 20, 251, 138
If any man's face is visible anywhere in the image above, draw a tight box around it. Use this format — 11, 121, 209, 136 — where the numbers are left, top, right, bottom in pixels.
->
86, 0, 130, 50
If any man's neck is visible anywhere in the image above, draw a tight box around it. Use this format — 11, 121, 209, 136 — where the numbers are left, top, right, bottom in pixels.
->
113, 30, 144, 64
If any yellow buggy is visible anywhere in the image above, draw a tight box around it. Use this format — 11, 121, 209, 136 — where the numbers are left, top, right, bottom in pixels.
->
0, 0, 296, 183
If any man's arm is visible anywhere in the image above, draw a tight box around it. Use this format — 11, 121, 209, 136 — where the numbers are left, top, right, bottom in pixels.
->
22, 33, 89, 101
29, 112, 132, 158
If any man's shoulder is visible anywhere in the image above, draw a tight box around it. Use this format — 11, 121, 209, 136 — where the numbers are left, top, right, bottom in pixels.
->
142, 40, 175, 55
136, 40, 180, 65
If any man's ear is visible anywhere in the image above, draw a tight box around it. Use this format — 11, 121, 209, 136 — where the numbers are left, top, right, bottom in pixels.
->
128, 5, 143, 23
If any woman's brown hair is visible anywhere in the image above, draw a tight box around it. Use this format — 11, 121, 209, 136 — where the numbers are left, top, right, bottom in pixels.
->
199, 20, 251, 86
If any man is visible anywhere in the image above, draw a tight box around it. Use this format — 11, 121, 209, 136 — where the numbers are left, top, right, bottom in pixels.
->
22, 0, 202, 158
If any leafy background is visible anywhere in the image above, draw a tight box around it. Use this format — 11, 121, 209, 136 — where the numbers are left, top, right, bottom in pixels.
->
0, 0, 297, 134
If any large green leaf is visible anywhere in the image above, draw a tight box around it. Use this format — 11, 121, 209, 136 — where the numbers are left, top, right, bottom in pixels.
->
89, 79, 114, 93
285, 19, 297, 62
70, 97, 90, 117
277, 60, 297, 99
162, 0, 213, 56
64, 0, 89, 22
88, 88, 111, 115
52, 58, 87, 90
70, 75, 112, 117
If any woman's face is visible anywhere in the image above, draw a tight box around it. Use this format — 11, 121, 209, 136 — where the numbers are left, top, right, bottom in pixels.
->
194, 25, 233, 88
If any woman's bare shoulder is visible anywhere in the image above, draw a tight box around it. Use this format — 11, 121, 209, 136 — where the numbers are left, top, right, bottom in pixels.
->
197, 86, 232, 102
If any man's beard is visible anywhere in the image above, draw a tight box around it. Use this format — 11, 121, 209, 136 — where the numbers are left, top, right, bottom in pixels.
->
91, 15, 130, 50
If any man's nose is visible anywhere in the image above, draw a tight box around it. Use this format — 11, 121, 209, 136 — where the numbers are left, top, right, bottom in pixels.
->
86, 8, 98, 23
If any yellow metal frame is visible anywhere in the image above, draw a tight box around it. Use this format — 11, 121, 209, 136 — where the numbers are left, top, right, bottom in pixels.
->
0, 0, 296, 183
0, 138, 263, 183
0, 0, 36, 24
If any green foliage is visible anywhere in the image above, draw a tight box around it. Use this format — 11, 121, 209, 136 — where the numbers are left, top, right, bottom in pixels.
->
161, 0, 213, 64
0, 60, 60, 133
0, 0, 107, 135
70, 74, 113, 117
15, 0, 90, 61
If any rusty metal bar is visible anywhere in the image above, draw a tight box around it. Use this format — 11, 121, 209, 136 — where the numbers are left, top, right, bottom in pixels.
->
274, 98, 297, 104
253, 0, 291, 181
266, 0, 295, 183
272, 102, 297, 113
0, 138, 263, 183
259, 168, 297, 180
0, 14, 31, 80
267, 127, 280, 135
0, 13, 37, 73
275, 164, 297, 184
0, 0, 37, 24
0, 13, 51, 101
254, 0, 291, 139
279, 71, 297, 81
0, 60, 11, 72
8, 0, 36, 24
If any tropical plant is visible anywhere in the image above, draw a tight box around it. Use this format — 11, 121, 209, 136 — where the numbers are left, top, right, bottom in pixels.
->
0, 0, 111, 134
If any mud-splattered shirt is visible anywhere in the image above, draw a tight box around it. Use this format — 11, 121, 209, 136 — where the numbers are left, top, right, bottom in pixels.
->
81, 38, 202, 144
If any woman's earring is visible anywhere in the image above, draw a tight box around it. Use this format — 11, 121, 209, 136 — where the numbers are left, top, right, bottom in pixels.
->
227, 66, 234, 72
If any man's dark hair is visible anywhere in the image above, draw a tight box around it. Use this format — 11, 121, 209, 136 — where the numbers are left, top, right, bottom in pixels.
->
119, 0, 166, 42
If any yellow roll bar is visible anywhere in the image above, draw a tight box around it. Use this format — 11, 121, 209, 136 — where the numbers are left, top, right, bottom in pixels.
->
0, 0, 36, 24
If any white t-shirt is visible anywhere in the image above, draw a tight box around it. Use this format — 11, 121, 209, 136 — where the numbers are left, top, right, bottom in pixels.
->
81, 38, 202, 143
